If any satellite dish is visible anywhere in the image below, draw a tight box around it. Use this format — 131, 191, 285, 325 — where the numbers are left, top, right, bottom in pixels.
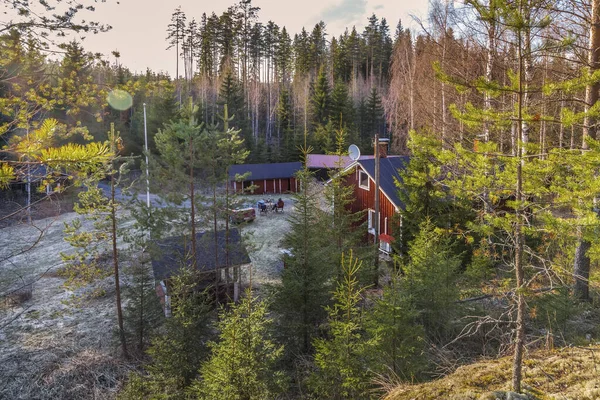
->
348, 144, 361, 161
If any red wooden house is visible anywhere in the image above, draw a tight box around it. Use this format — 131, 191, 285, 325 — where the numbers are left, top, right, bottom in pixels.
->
342, 142, 409, 253
229, 162, 302, 195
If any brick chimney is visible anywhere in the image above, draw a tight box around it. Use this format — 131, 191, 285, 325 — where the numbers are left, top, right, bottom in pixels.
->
375, 137, 389, 158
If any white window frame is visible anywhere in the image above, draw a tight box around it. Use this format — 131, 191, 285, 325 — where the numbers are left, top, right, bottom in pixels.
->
368, 209, 376, 235
379, 241, 392, 254
358, 169, 370, 190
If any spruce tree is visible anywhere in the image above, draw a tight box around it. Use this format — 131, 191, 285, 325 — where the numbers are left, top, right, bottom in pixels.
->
130, 268, 214, 397
120, 208, 163, 356
313, 120, 336, 153
402, 219, 460, 338
122, 255, 162, 356
330, 79, 354, 128
311, 65, 331, 128
365, 86, 384, 139
272, 159, 333, 357
219, 69, 249, 147
366, 273, 426, 383
324, 128, 367, 281
397, 132, 475, 261
191, 289, 286, 399
308, 251, 376, 399
215, 103, 250, 301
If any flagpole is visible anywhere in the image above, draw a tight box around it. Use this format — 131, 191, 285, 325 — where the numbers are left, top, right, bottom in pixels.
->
143, 103, 150, 208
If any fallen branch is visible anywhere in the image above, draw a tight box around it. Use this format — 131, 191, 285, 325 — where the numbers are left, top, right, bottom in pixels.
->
457, 286, 559, 304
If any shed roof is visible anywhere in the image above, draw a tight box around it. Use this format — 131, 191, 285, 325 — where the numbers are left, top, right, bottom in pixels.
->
356, 156, 410, 210
307, 154, 353, 169
229, 162, 302, 181
151, 229, 251, 281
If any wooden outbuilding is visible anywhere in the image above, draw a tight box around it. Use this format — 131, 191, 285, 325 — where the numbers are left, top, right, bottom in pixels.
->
229, 162, 302, 194
152, 229, 251, 316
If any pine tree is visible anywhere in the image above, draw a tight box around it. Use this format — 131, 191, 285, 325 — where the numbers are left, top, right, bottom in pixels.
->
191, 289, 286, 399
166, 7, 187, 80
153, 101, 205, 269
432, 0, 588, 390
61, 123, 131, 358
308, 251, 376, 399
572, 0, 600, 302
217, 9, 238, 71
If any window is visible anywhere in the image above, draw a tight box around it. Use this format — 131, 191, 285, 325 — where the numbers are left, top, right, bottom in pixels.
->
379, 241, 392, 254
358, 170, 369, 190
368, 209, 376, 234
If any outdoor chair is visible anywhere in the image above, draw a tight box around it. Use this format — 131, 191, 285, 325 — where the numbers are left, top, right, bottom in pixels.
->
275, 200, 284, 213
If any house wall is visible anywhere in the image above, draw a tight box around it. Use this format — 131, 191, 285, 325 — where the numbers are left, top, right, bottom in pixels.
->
345, 165, 399, 238
230, 178, 298, 194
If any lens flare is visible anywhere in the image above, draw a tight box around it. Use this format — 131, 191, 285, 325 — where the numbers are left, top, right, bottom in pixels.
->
107, 89, 133, 111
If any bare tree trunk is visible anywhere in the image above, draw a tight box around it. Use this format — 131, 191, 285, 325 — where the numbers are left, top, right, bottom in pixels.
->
539, 50, 548, 159
512, 25, 527, 394
582, 0, 600, 149
139, 256, 145, 352
574, 0, 600, 302
189, 136, 197, 269
213, 179, 219, 302
110, 124, 128, 359
559, 96, 565, 148
483, 22, 495, 143
574, 230, 591, 301
409, 59, 415, 131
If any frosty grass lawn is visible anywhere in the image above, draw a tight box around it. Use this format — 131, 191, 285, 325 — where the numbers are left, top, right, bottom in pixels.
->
0, 194, 294, 399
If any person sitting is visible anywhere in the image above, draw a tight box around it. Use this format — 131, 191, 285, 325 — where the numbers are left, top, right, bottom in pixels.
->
276, 198, 284, 212
258, 200, 267, 214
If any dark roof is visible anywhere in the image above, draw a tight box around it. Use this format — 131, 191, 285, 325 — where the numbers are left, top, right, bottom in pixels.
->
356, 156, 410, 210
229, 162, 302, 181
151, 229, 251, 281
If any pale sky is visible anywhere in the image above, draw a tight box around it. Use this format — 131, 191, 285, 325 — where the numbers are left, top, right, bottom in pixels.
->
70, 0, 430, 76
